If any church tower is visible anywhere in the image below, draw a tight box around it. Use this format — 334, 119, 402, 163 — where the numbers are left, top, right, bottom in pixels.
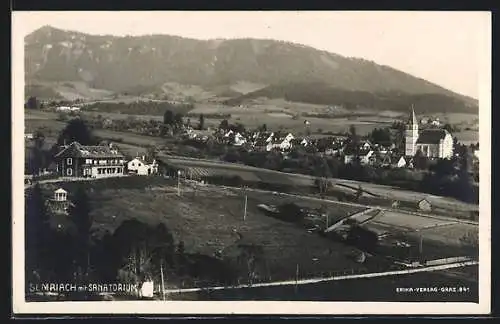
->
405, 105, 419, 156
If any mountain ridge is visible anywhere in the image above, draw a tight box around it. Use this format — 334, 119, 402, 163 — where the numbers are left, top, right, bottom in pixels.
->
24, 26, 478, 112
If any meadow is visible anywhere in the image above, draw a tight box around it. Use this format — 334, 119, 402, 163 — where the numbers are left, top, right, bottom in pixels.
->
40, 178, 373, 282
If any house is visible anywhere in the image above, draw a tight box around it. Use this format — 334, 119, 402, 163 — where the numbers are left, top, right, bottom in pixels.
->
396, 156, 407, 168
224, 130, 234, 138
47, 188, 71, 214
53, 188, 68, 202
187, 129, 213, 142
56, 106, 80, 112
378, 153, 393, 167
252, 137, 269, 152
359, 140, 373, 151
127, 156, 159, 175
56, 106, 72, 111
25, 133, 34, 140
54, 142, 126, 178
233, 132, 247, 146
474, 149, 480, 161
344, 150, 375, 165
405, 107, 453, 159
279, 133, 295, 151
417, 198, 432, 212
430, 118, 441, 126
264, 132, 294, 152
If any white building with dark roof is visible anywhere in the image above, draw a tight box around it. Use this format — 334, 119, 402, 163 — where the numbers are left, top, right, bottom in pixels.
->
405, 107, 453, 159
127, 156, 158, 176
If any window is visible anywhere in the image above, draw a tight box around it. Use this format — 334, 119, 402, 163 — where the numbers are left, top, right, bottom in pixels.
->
67, 158, 72, 165
66, 168, 72, 176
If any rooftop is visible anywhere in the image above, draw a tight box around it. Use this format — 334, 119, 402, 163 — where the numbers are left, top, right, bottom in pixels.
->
55, 142, 125, 159
417, 129, 449, 144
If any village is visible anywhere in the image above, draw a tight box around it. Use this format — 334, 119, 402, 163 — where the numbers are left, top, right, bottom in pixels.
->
25, 104, 479, 182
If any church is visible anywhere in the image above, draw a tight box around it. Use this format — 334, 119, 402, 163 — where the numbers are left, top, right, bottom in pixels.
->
405, 107, 453, 159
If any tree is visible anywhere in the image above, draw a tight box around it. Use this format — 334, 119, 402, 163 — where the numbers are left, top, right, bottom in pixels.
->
68, 185, 93, 278
430, 159, 455, 177
174, 113, 184, 127
57, 118, 96, 146
278, 203, 305, 223
452, 137, 460, 155
236, 243, 265, 285
25, 183, 51, 278
443, 123, 453, 133
198, 114, 205, 130
455, 150, 475, 203
232, 123, 245, 134
219, 119, 230, 131
163, 110, 175, 126
413, 149, 428, 170
314, 177, 331, 195
369, 127, 392, 146
354, 185, 363, 201
32, 130, 46, 175
146, 146, 159, 161
346, 125, 361, 162
391, 121, 406, 151
26, 96, 39, 110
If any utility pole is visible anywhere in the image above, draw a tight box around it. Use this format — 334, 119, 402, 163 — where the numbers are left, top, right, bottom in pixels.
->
243, 189, 248, 221
160, 260, 165, 301
295, 263, 299, 295
419, 233, 423, 256
177, 170, 181, 196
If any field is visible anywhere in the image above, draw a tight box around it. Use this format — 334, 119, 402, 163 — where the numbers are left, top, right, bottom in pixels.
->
39, 174, 479, 287
25, 101, 478, 144
351, 210, 479, 262
40, 177, 375, 282
25, 111, 165, 147
26, 81, 115, 101
161, 155, 479, 218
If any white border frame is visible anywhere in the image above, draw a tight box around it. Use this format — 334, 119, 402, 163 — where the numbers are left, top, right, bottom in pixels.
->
12, 11, 491, 315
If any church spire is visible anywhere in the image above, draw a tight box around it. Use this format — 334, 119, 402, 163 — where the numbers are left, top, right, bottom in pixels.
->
408, 104, 417, 125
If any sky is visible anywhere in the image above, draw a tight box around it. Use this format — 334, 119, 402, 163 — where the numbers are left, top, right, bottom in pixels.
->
13, 11, 491, 99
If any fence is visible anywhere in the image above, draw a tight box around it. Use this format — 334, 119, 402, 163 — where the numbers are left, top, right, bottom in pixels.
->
161, 259, 478, 295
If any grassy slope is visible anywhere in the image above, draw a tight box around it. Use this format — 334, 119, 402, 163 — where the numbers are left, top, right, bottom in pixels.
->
41, 178, 370, 281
